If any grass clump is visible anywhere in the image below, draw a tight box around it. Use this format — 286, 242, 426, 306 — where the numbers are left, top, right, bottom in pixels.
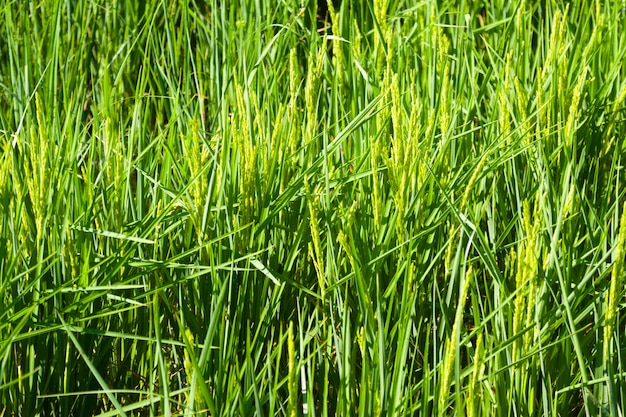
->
1, 0, 625, 415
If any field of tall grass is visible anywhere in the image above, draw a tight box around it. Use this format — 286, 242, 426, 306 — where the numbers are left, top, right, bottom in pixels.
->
1, 0, 625, 415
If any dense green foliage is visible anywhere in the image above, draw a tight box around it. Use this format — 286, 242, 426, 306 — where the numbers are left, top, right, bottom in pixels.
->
1, 0, 625, 415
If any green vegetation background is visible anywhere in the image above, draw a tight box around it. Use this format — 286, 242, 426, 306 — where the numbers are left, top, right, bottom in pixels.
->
0, 0, 625, 415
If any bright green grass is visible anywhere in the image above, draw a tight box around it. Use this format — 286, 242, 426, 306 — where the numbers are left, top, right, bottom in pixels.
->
1, 0, 625, 415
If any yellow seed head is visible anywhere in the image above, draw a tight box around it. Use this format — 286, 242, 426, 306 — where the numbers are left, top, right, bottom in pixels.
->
467, 332, 484, 417
352, 19, 363, 62
604, 203, 626, 359
369, 135, 382, 231
439, 266, 473, 415
564, 66, 587, 143
305, 178, 325, 300
439, 58, 451, 140
461, 151, 490, 211
327, 0, 343, 86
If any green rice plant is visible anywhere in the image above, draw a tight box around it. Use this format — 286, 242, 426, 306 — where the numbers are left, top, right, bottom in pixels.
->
0, 0, 625, 415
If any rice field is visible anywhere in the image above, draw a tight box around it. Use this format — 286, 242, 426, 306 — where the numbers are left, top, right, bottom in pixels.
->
1, 0, 625, 415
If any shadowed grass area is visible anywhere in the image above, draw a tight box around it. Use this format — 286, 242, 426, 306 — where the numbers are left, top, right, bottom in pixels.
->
0, 0, 625, 415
